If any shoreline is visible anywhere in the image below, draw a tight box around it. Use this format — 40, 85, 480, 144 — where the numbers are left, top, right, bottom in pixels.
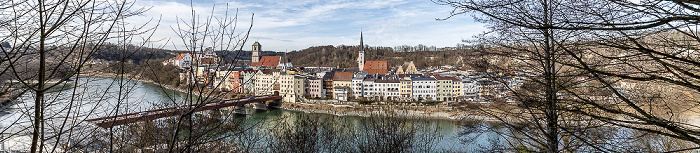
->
88, 72, 205, 97
279, 102, 501, 122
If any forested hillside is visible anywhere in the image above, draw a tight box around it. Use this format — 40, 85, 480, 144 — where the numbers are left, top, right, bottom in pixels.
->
286, 45, 483, 69
93, 43, 175, 64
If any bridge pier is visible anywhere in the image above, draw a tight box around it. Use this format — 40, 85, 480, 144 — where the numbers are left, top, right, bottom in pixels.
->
252, 102, 267, 110
266, 100, 282, 108
208, 109, 221, 118
232, 106, 246, 115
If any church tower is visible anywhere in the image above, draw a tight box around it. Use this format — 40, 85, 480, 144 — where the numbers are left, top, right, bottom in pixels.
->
252, 41, 261, 63
357, 32, 365, 71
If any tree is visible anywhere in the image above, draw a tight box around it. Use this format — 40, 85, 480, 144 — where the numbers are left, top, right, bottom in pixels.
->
439, 0, 700, 152
436, 0, 619, 152
0, 0, 151, 152
160, 2, 254, 152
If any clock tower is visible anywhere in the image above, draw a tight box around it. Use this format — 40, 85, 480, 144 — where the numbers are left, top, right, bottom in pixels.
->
252, 41, 261, 63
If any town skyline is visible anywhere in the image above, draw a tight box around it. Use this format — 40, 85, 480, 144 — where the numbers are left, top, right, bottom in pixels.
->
130, 0, 486, 51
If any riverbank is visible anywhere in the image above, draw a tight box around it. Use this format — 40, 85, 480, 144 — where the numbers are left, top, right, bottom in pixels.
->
88, 72, 207, 98
280, 102, 501, 122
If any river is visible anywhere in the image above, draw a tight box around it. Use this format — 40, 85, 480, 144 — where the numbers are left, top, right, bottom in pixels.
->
0, 77, 503, 152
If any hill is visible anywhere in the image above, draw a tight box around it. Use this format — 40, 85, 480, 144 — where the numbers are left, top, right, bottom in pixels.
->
285, 45, 482, 69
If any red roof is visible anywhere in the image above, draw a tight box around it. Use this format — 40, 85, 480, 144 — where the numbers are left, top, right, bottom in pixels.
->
332, 71, 353, 81
251, 56, 281, 67
446, 76, 460, 82
363, 61, 388, 75
199, 58, 216, 64
172, 53, 188, 60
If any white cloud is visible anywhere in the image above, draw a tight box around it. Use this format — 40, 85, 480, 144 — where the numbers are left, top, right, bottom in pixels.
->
124, 0, 485, 51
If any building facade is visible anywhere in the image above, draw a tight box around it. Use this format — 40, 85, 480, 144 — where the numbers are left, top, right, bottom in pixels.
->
400, 78, 413, 101
412, 78, 436, 101
436, 77, 453, 101
307, 78, 324, 98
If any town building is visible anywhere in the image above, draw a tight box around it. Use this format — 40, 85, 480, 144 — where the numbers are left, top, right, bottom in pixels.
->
213, 68, 242, 92
462, 78, 479, 101
251, 56, 282, 68
478, 79, 496, 101
352, 75, 364, 99
363, 61, 388, 75
241, 69, 260, 94
332, 71, 353, 101
396, 61, 419, 75
412, 77, 436, 101
279, 74, 306, 103
254, 71, 280, 96
362, 78, 377, 100
450, 77, 463, 100
167, 53, 193, 69
307, 78, 324, 98
399, 78, 413, 101
322, 72, 334, 98
194, 47, 219, 65
435, 77, 453, 101
375, 79, 400, 101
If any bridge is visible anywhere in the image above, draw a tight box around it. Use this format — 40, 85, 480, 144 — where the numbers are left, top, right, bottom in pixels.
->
85, 95, 282, 128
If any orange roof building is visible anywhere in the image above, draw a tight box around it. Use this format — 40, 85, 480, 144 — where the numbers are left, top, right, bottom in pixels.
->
363, 61, 388, 75
251, 56, 281, 67
332, 71, 354, 81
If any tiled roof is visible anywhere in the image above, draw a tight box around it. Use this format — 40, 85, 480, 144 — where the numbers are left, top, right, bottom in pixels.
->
332, 71, 353, 81
172, 53, 188, 60
363, 61, 388, 75
446, 76, 461, 82
412, 77, 436, 81
251, 56, 281, 67
375, 79, 400, 83
199, 58, 216, 64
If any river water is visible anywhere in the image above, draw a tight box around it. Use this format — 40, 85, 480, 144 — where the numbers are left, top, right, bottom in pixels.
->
0, 77, 501, 152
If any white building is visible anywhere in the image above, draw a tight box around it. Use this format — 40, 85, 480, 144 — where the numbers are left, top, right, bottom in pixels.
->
352, 76, 364, 99
412, 77, 436, 101
462, 78, 480, 101
168, 53, 193, 69
254, 72, 280, 96
362, 78, 378, 100
375, 79, 400, 101
254, 71, 306, 103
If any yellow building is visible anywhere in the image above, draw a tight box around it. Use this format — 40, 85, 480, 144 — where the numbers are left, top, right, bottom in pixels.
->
451, 78, 463, 99
400, 78, 412, 101
332, 71, 353, 100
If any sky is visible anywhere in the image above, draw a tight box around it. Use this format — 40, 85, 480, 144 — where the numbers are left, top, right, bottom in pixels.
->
130, 0, 486, 51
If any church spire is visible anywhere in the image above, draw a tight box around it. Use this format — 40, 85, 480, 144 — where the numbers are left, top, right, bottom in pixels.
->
360, 31, 363, 50
358, 31, 365, 71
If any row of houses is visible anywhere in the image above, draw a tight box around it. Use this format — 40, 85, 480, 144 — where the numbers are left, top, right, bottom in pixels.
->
171, 39, 523, 103
183, 64, 520, 103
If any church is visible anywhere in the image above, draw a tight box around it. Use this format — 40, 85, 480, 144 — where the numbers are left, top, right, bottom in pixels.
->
357, 32, 388, 75
250, 41, 291, 69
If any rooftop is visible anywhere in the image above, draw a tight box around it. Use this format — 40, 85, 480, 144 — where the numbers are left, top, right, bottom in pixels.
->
332, 71, 353, 81
412, 77, 436, 81
251, 56, 280, 67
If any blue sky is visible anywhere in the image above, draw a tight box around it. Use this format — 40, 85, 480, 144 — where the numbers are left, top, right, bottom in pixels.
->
132, 0, 486, 51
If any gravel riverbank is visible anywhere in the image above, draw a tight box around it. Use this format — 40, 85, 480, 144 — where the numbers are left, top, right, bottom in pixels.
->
281, 102, 501, 122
